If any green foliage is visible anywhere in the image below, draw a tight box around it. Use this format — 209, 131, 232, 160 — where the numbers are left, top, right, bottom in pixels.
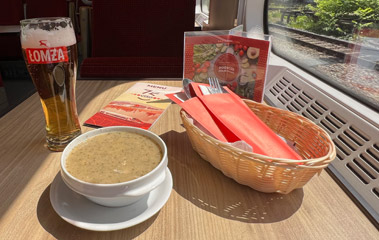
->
286, 0, 379, 39
289, 15, 314, 29
268, 10, 283, 24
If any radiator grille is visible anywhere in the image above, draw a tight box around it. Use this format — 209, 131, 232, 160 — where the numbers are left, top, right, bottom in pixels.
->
264, 68, 379, 224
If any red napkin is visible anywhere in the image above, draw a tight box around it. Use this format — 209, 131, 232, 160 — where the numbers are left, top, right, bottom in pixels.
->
166, 92, 230, 142
168, 83, 302, 160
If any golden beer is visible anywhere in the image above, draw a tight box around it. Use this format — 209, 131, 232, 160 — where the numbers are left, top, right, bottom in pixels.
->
20, 18, 81, 151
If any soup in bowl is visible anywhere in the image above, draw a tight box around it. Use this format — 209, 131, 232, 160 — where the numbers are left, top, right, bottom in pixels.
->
60, 126, 168, 207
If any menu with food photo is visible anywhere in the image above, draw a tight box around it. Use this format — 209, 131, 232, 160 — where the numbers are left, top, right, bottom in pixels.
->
184, 30, 271, 102
85, 82, 182, 129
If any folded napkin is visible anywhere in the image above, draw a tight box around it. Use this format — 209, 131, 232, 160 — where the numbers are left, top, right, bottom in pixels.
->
167, 92, 232, 142
168, 82, 302, 160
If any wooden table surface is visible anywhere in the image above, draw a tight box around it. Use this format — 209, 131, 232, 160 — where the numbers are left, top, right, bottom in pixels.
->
0, 79, 377, 240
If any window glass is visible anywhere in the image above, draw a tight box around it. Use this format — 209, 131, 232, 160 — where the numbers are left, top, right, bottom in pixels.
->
195, 0, 210, 27
267, 0, 379, 110
201, 0, 210, 15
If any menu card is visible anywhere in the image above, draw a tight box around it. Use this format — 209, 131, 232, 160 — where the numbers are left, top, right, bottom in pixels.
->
85, 82, 181, 129
183, 30, 271, 102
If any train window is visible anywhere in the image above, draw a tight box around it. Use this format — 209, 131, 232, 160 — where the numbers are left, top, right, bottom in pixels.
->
267, 0, 379, 111
201, 0, 210, 15
195, 0, 210, 27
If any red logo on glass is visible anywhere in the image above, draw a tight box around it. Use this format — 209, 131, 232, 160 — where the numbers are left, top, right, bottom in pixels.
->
26, 46, 69, 64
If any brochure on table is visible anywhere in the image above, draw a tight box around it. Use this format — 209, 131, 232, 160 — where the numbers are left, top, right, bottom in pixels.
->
85, 82, 181, 129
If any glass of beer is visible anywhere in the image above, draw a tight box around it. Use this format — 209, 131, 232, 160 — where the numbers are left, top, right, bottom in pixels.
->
20, 17, 81, 151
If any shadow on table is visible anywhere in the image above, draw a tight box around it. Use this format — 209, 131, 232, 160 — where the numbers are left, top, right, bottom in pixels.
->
161, 130, 304, 224
37, 182, 158, 239
0, 79, 129, 221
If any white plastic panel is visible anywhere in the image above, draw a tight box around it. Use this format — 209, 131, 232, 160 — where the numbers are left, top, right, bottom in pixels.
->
264, 67, 379, 225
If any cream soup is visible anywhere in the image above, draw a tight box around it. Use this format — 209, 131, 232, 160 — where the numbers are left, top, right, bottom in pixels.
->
65, 131, 162, 184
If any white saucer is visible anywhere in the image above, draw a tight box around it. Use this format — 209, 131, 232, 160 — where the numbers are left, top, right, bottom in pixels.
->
50, 168, 173, 231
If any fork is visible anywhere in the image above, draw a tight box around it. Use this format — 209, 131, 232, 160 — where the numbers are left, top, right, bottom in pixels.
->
208, 77, 223, 94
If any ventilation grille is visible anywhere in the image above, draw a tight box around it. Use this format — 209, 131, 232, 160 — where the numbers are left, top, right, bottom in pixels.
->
265, 69, 379, 224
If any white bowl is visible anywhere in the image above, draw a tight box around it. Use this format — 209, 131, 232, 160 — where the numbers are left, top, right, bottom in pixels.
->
60, 126, 168, 207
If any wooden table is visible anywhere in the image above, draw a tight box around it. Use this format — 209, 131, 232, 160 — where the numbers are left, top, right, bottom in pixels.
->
0, 79, 377, 239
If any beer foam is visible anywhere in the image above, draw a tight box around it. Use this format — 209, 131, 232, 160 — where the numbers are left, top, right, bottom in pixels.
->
21, 20, 76, 48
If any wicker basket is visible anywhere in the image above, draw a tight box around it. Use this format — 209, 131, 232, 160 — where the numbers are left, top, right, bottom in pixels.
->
180, 99, 336, 194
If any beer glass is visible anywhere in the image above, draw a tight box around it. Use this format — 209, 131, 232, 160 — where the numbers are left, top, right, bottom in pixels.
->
20, 17, 81, 151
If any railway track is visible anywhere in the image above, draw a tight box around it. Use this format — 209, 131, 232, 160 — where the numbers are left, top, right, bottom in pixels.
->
268, 23, 379, 70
